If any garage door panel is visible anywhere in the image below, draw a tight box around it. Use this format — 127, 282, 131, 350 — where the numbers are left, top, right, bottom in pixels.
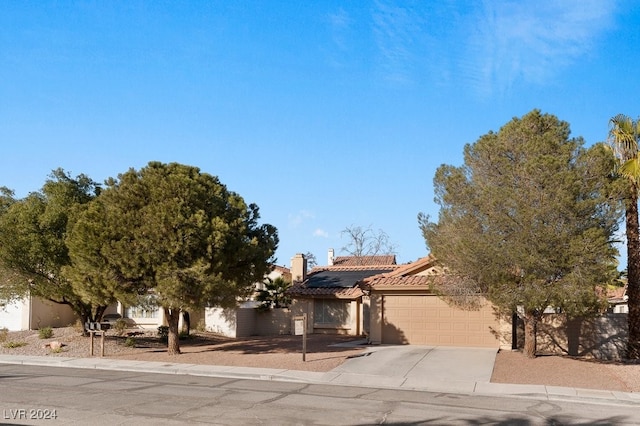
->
382, 295, 500, 348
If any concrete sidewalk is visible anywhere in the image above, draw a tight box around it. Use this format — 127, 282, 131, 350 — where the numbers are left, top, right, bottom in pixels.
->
0, 347, 639, 406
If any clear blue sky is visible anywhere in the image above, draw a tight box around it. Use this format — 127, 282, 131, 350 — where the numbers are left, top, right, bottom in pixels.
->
1, 1, 638, 268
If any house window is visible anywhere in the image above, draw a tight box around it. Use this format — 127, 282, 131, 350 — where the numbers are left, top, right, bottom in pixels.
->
126, 305, 159, 319
125, 295, 160, 319
314, 299, 350, 325
124, 293, 160, 319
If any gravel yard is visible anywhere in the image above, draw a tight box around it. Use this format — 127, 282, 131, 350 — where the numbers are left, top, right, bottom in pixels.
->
2, 326, 640, 392
0, 327, 366, 372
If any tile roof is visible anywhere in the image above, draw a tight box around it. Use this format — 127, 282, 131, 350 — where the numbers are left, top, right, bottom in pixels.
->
285, 284, 364, 299
382, 254, 436, 276
309, 265, 399, 273
359, 255, 438, 290
606, 285, 627, 303
364, 274, 433, 289
306, 268, 396, 289
272, 265, 291, 274
287, 263, 399, 299
332, 255, 397, 266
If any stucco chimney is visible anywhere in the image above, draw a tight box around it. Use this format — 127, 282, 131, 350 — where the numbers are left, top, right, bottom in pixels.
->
290, 253, 307, 283
328, 248, 334, 266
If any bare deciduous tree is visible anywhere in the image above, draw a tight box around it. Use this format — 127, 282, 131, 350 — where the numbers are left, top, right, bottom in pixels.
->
340, 225, 396, 258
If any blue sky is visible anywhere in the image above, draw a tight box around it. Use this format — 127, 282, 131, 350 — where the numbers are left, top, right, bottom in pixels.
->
1, 1, 638, 268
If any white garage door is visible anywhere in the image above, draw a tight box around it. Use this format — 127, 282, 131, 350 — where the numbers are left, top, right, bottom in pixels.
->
382, 295, 500, 347
0, 300, 25, 331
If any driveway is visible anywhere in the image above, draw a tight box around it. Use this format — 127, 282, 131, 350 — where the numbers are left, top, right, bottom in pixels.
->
325, 345, 498, 391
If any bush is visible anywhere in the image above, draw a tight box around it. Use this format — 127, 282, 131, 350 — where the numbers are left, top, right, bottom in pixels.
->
3, 341, 27, 349
157, 325, 169, 342
71, 319, 85, 335
125, 337, 136, 347
0, 327, 7, 343
38, 327, 53, 339
157, 325, 192, 341
113, 318, 128, 336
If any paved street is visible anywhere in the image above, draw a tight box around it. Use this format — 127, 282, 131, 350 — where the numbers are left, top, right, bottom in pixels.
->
1, 363, 639, 425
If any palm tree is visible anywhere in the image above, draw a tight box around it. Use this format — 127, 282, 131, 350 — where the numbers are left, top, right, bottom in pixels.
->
608, 114, 640, 359
256, 276, 291, 309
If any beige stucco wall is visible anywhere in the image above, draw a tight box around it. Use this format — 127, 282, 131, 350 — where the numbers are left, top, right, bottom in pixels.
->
256, 309, 292, 335
537, 313, 627, 360
29, 297, 77, 329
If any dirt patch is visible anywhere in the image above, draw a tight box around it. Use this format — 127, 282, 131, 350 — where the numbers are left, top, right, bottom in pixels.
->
491, 350, 640, 392
0, 327, 366, 372
107, 333, 367, 372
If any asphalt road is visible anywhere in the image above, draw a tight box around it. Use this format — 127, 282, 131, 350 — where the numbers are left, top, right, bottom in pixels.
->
0, 364, 638, 425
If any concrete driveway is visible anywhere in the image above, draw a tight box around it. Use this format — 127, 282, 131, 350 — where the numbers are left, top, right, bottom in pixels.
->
324, 345, 498, 392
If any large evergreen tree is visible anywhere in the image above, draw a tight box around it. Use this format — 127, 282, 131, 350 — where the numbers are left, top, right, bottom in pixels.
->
0, 170, 104, 326
420, 110, 622, 357
70, 162, 278, 355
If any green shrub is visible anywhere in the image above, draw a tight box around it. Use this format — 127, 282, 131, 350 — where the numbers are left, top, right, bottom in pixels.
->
38, 327, 53, 339
125, 337, 136, 347
0, 327, 8, 343
71, 319, 85, 335
3, 341, 27, 349
157, 325, 169, 342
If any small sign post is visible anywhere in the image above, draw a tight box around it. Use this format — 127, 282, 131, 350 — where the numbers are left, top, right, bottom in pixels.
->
293, 314, 307, 362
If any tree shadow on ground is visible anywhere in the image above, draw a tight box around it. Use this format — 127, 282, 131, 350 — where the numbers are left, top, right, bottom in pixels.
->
112, 332, 367, 356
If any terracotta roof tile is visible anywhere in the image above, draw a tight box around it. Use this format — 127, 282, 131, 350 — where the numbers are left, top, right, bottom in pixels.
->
382, 255, 436, 277
364, 275, 433, 290
606, 285, 627, 303
309, 265, 399, 274
332, 255, 396, 266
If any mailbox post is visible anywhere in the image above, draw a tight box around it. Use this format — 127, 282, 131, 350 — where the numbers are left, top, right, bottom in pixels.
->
85, 322, 110, 357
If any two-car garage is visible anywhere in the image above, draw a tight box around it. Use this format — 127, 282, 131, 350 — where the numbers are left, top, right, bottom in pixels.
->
379, 294, 502, 347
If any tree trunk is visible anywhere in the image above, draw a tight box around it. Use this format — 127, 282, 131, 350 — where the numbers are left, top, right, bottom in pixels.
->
523, 310, 538, 358
80, 313, 90, 336
182, 311, 190, 335
626, 188, 640, 359
164, 307, 181, 355
94, 305, 107, 323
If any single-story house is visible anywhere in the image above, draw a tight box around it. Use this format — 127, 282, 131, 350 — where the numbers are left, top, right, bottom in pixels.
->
287, 250, 399, 336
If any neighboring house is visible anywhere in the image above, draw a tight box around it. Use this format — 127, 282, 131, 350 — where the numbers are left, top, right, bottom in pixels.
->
287, 250, 399, 336
607, 285, 628, 314
204, 263, 292, 337
108, 299, 166, 330
0, 294, 77, 331
361, 255, 510, 348
106, 295, 204, 331
255, 265, 292, 292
